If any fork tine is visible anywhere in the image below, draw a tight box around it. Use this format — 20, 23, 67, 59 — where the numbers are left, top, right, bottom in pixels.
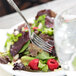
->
33, 33, 51, 47
33, 34, 53, 50
32, 39, 51, 53
34, 34, 52, 47
31, 33, 53, 53
33, 35, 53, 50
32, 38, 53, 53
34, 41, 52, 53
33, 37, 50, 49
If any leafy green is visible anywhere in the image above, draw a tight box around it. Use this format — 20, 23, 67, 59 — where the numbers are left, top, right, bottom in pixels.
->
42, 65, 48, 72
6, 42, 14, 51
32, 15, 46, 29
21, 56, 35, 66
7, 33, 22, 42
42, 28, 54, 36
5, 50, 13, 60
19, 41, 30, 53
24, 51, 30, 55
5, 33, 22, 53
36, 51, 55, 60
32, 14, 54, 36
5, 33, 22, 48
38, 60, 48, 72
39, 60, 47, 64
16, 33, 22, 37
0, 50, 13, 61
38, 60, 46, 69
38, 28, 53, 36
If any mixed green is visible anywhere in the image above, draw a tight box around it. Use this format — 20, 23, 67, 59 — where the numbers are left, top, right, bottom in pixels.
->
0, 9, 61, 72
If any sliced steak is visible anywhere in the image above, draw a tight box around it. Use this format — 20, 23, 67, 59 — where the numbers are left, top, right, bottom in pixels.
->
10, 32, 29, 56
36, 9, 56, 19
35, 9, 56, 28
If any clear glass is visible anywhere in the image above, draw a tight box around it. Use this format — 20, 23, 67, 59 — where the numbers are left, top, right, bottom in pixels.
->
54, 6, 76, 71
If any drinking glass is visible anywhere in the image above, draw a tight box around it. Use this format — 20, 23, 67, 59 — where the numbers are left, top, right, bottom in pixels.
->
54, 6, 76, 72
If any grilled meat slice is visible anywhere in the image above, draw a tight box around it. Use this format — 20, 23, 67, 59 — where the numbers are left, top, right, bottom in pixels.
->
10, 31, 29, 56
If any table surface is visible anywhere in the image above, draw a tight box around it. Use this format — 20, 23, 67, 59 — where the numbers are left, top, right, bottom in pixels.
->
0, 0, 76, 76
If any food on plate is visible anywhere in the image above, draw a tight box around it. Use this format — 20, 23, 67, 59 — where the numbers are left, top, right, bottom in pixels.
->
0, 9, 61, 72
47, 59, 59, 71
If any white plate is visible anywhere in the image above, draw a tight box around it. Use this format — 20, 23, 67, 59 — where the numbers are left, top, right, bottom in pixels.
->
0, 18, 65, 76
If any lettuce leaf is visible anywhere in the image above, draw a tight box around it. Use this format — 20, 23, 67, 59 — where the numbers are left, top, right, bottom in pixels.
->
38, 60, 48, 72
21, 56, 35, 66
42, 28, 54, 36
19, 41, 30, 53
38, 61, 46, 69
36, 51, 55, 60
0, 50, 13, 61
42, 65, 48, 72
32, 15, 46, 29
24, 51, 30, 55
5, 33, 22, 50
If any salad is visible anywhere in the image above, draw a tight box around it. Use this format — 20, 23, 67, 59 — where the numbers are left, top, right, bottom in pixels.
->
0, 9, 61, 72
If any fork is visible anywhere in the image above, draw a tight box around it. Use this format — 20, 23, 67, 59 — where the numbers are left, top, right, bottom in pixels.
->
7, 0, 53, 53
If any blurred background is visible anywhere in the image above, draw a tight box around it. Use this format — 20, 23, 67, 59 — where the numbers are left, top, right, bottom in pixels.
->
0, 0, 53, 17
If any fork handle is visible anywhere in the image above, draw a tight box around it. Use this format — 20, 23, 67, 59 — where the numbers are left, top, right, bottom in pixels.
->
7, 0, 31, 38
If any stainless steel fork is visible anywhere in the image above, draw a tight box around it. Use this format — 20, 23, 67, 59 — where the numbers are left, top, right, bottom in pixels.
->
7, 0, 53, 53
